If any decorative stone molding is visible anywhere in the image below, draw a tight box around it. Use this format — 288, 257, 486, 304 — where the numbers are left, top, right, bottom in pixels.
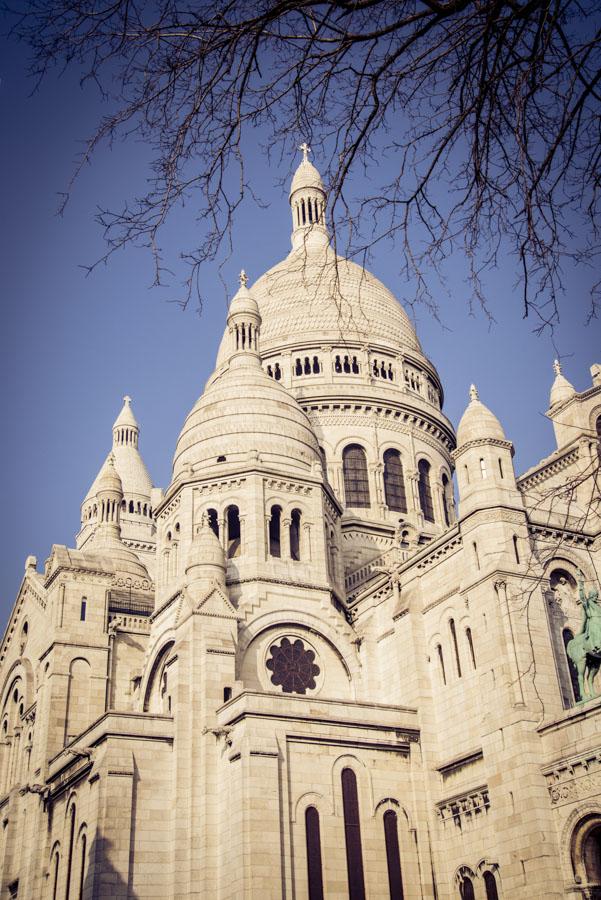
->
452, 437, 513, 462
437, 785, 490, 828
544, 749, 601, 807
264, 478, 313, 496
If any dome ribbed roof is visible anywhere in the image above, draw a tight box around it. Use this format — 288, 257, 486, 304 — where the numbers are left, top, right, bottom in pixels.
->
172, 358, 321, 480
216, 244, 421, 363
456, 386, 506, 445
290, 159, 325, 196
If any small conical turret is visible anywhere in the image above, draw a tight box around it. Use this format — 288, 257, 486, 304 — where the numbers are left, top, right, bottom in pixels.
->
186, 513, 227, 599
94, 453, 123, 543
453, 384, 521, 520
289, 143, 329, 251
549, 359, 576, 408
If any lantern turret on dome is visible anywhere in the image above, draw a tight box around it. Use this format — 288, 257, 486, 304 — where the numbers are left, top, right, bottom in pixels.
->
226, 270, 262, 367
289, 143, 329, 251
113, 395, 140, 449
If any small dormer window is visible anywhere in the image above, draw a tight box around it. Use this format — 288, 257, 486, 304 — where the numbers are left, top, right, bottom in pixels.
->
217, 455, 226, 462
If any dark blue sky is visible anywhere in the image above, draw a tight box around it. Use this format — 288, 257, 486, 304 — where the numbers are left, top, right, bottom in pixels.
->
1, 34, 599, 617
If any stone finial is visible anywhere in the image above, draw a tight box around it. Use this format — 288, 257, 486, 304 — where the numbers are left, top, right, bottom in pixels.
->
299, 141, 311, 163
591, 363, 601, 386
123, 394, 132, 405
553, 359, 562, 376
239, 269, 248, 288
469, 384, 479, 402
25, 555, 37, 572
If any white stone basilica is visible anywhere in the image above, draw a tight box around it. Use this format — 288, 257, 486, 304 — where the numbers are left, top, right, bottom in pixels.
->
1, 150, 600, 900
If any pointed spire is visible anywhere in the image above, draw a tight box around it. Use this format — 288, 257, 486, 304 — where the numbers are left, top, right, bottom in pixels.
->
289, 145, 329, 251
457, 384, 506, 445
549, 358, 575, 408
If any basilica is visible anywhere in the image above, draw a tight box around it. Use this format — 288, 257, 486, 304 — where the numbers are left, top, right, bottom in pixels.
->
0, 150, 600, 900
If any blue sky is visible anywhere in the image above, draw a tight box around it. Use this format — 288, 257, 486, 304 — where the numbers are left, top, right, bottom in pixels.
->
0, 34, 599, 616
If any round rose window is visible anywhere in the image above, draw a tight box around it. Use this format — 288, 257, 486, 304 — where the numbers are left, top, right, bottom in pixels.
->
266, 637, 320, 694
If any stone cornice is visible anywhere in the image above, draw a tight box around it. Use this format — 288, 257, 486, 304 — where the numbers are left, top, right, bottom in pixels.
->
302, 400, 455, 454
518, 445, 579, 491
452, 437, 513, 462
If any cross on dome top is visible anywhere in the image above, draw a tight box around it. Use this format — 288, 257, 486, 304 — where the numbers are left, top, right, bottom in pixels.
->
239, 269, 248, 287
299, 142, 311, 163
469, 384, 479, 401
553, 359, 562, 376
123, 394, 132, 405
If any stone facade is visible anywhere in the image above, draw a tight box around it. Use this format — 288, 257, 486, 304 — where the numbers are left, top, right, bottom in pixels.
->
1, 152, 600, 900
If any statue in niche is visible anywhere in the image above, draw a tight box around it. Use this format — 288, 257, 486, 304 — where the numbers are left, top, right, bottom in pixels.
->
566, 572, 601, 701
550, 569, 576, 607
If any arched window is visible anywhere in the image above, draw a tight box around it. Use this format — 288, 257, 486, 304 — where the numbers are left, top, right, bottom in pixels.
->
498, 458, 504, 478
343, 445, 370, 508
78, 833, 87, 900
129, 500, 134, 513
437, 644, 446, 685
207, 508, 219, 536
290, 509, 301, 561
65, 804, 76, 900
341, 768, 366, 900
583, 822, 601, 884
483, 871, 499, 900
480, 457, 487, 478
512, 535, 520, 564
442, 473, 452, 526
51, 849, 60, 900
449, 619, 462, 677
473, 541, 480, 570
562, 629, 581, 701
80, 598, 87, 622
226, 506, 241, 558
269, 505, 282, 558
466, 627, 477, 669
418, 460, 434, 522
305, 807, 324, 900
383, 450, 407, 513
383, 810, 405, 899
459, 877, 475, 900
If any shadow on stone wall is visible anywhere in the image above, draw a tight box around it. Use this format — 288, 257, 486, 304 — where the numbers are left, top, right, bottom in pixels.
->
83, 834, 139, 900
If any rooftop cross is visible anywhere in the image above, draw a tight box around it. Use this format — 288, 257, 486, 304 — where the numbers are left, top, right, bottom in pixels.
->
123, 395, 132, 405
239, 269, 248, 287
469, 384, 479, 401
553, 359, 562, 376
299, 142, 311, 163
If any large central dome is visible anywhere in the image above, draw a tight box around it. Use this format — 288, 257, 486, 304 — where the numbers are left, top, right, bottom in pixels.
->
216, 243, 421, 364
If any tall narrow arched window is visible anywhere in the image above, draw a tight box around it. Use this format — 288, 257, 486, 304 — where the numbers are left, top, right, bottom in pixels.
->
483, 871, 500, 900
80, 598, 87, 622
78, 834, 87, 900
449, 619, 462, 677
512, 535, 520, 564
437, 644, 446, 685
383, 449, 407, 513
562, 629, 581, 701
466, 627, 477, 669
343, 445, 370, 508
290, 509, 301, 561
51, 850, 60, 900
305, 807, 324, 900
480, 457, 487, 478
341, 768, 366, 900
383, 810, 405, 899
442, 473, 452, 526
269, 505, 282, 557
65, 804, 76, 900
226, 506, 241, 558
418, 460, 434, 522
459, 877, 476, 900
